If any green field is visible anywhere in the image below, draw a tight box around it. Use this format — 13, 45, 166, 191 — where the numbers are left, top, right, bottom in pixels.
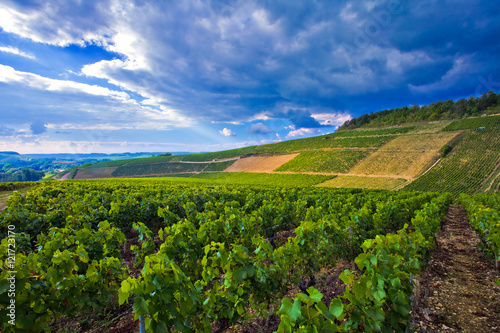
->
253, 135, 396, 154
188, 172, 333, 186
317, 175, 407, 190
275, 150, 372, 173
335, 126, 416, 137
111, 162, 208, 177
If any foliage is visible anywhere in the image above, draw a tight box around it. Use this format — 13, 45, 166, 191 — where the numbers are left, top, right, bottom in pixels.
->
440, 144, 452, 158
0, 180, 447, 331
0, 168, 45, 182
277, 194, 452, 332
0, 181, 38, 192
442, 114, 500, 131
341, 91, 500, 129
459, 193, 500, 269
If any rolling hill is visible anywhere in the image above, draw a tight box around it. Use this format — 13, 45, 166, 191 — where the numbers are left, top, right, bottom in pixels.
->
63, 113, 500, 194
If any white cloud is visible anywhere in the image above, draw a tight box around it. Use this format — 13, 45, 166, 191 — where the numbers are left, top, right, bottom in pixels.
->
312, 113, 352, 126
0, 46, 35, 59
286, 128, 322, 139
219, 128, 236, 136
0, 64, 191, 130
0, 64, 131, 101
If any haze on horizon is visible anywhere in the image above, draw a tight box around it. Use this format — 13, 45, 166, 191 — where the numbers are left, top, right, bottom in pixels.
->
0, 0, 499, 154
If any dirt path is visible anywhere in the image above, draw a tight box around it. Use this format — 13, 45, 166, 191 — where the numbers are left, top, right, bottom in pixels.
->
410, 204, 500, 332
59, 172, 71, 180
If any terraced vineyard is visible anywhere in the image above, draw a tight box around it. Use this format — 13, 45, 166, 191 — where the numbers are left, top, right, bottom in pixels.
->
443, 114, 500, 131
253, 135, 396, 154
275, 150, 372, 173
348, 133, 457, 178
55, 113, 500, 195
405, 125, 500, 194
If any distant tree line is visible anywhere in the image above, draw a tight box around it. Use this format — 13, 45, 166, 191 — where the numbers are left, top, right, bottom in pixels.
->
0, 168, 44, 182
340, 91, 500, 130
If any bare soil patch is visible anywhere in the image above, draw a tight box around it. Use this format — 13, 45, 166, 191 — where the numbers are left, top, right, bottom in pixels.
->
74, 167, 118, 179
224, 154, 299, 173
59, 172, 71, 180
410, 204, 500, 332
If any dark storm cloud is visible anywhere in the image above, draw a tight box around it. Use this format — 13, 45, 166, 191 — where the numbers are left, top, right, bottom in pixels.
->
0, 0, 499, 137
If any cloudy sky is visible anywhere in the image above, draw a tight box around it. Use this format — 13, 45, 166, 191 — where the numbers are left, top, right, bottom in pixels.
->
0, 0, 499, 154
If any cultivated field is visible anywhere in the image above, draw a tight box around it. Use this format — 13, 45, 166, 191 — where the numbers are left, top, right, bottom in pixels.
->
275, 150, 372, 173
224, 154, 298, 172
377, 132, 459, 152
349, 132, 459, 178
317, 175, 407, 190
405, 125, 500, 194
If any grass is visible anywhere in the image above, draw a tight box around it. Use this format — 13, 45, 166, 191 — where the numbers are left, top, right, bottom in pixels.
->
317, 175, 407, 190
188, 172, 334, 186
404, 126, 500, 194
407, 121, 453, 134
275, 150, 372, 173
335, 126, 416, 136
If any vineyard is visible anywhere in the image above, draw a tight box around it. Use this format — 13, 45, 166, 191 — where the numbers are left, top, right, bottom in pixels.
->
275, 150, 372, 173
317, 175, 407, 190
0, 179, 455, 332
442, 114, 500, 131
404, 125, 500, 194
459, 193, 500, 269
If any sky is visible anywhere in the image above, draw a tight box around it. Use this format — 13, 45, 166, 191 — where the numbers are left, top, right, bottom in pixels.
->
0, 0, 499, 154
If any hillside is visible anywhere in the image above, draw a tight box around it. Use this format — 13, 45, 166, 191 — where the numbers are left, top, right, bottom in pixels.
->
339, 91, 500, 130
66, 113, 500, 194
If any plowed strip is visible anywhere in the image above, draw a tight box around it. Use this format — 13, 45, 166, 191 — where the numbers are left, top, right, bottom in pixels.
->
224, 154, 299, 173
410, 204, 500, 332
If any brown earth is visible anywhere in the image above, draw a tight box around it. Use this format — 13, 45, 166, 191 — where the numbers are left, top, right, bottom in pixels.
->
74, 167, 118, 179
59, 172, 71, 180
349, 132, 460, 178
224, 154, 299, 173
410, 204, 500, 332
